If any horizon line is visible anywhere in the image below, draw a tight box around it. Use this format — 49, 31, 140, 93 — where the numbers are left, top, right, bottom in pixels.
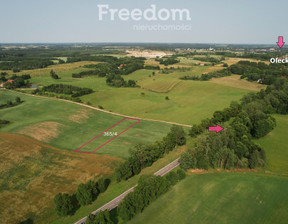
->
0, 42, 278, 46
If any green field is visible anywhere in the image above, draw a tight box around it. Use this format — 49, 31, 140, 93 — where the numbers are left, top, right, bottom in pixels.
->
80, 70, 255, 124
77, 118, 140, 153
0, 90, 172, 159
255, 115, 288, 175
14, 61, 261, 125
128, 173, 288, 224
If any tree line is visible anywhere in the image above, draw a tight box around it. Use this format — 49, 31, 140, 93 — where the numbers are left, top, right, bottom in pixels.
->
54, 178, 110, 217
115, 125, 186, 182
32, 84, 93, 98
117, 171, 186, 222
193, 56, 222, 64
86, 170, 186, 224
53, 125, 186, 220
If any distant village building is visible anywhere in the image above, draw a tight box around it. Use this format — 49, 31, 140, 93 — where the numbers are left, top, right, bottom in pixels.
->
0, 80, 14, 88
118, 64, 126, 69
199, 63, 205, 66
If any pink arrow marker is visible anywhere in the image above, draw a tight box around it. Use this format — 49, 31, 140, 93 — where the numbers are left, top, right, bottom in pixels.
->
209, 125, 224, 133
277, 36, 285, 48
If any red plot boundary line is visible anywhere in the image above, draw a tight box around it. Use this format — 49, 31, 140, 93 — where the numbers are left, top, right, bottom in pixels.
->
75, 117, 141, 154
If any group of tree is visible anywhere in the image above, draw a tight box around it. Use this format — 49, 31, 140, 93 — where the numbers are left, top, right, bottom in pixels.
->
50, 70, 60, 79
180, 127, 266, 170
144, 65, 160, 70
230, 61, 288, 85
0, 72, 8, 81
86, 210, 113, 224
180, 69, 231, 81
71, 57, 144, 88
193, 56, 221, 64
33, 84, 93, 98
72, 69, 100, 78
155, 56, 179, 66
117, 171, 186, 221
161, 66, 191, 74
1, 74, 31, 89
0, 97, 23, 109
71, 56, 145, 77
115, 125, 186, 182
106, 74, 136, 88
67, 55, 119, 64
54, 178, 110, 217
0, 119, 10, 128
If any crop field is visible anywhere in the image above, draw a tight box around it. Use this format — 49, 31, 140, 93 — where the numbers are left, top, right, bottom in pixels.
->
0, 90, 172, 159
255, 115, 288, 175
0, 132, 122, 224
128, 173, 288, 224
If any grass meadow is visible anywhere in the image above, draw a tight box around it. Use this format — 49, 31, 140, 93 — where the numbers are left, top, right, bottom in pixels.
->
255, 115, 288, 175
128, 172, 288, 224
0, 132, 122, 224
0, 90, 172, 159
0, 57, 272, 224
11, 59, 262, 125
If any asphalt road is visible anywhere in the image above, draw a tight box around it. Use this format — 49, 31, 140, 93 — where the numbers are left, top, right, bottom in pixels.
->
74, 158, 180, 224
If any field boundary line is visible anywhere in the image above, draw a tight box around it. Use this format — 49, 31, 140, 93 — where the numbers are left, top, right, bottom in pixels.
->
7, 90, 192, 128
75, 117, 141, 153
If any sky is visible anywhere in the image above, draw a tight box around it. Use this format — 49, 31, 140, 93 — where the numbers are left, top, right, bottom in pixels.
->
0, 0, 288, 44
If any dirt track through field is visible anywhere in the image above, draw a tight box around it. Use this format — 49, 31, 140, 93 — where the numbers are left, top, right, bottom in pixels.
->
8, 90, 192, 128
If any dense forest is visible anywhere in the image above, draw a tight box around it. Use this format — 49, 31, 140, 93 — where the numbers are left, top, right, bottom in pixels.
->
0, 46, 125, 71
